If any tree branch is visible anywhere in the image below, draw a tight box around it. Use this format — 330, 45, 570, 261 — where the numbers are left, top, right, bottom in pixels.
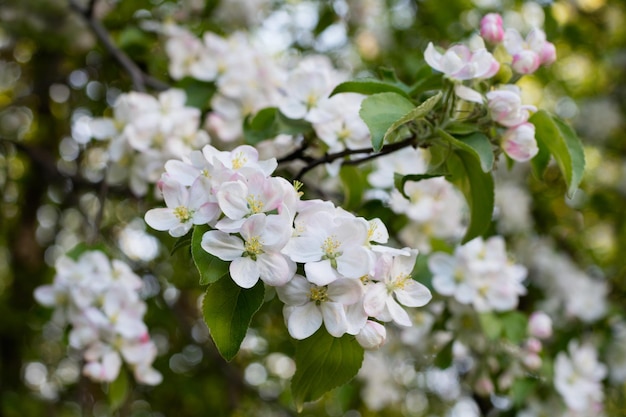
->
289, 132, 429, 181
69, 0, 169, 92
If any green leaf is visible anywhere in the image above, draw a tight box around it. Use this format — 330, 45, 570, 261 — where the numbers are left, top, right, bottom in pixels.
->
292, 329, 364, 411
394, 173, 446, 199
192, 225, 229, 285
170, 231, 192, 256
175, 77, 215, 110
359, 92, 416, 152
529, 110, 586, 197
442, 131, 494, 173
511, 378, 536, 407
385, 92, 442, 140
108, 370, 129, 412
439, 129, 495, 243
243, 107, 311, 145
330, 79, 411, 99
501, 311, 528, 344
339, 165, 365, 211
478, 312, 503, 340
202, 279, 265, 361
445, 122, 479, 136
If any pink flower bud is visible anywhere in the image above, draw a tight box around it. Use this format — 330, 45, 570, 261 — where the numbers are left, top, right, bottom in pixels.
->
522, 352, 542, 370
356, 320, 387, 349
525, 337, 543, 354
475, 376, 495, 396
539, 41, 557, 65
528, 311, 553, 339
480, 13, 504, 44
486, 88, 535, 127
511, 50, 541, 74
501, 122, 538, 162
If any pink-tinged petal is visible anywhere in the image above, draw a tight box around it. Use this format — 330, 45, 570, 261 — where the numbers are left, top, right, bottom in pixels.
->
144, 208, 180, 232
363, 283, 388, 317
275, 274, 310, 306
511, 50, 540, 75
217, 181, 249, 219
327, 278, 363, 305
201, 230, 243, 260
386, 298, 412, 327
240, 213, 266, 241
503, 28, 524, 55
424, 42, 443, 72
214, 217, 246, 233
539, 42, 556, 65
356, 321, 386, 349
260, 212, 293, 249
188, 178, 213, 209
305, 259, 340, 286
257, 252, 295, 287
285, 303, 322, 339
395, 280, 432, 307
230, 257, 260, 289
161, 177, 187, 208
193, 203, 220, 225
320, 302, 349, 337
501, 123, 538, 162
455, 84, 484, 104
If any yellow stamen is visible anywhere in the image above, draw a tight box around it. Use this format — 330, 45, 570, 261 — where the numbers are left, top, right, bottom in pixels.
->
310, 286, 329, 304
247, 195, 265, 214
173, 206, 191, 222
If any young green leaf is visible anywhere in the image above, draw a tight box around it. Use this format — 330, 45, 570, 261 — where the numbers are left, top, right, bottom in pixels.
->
441, 130, 494, 173
501, 311, 528, 344
384, 92, 442, 140
243, 107, 312, 145
478, 312, 503, 340
330, 79, 411, 99
529, 110, 585, 197
191, 224, 229, 285
291, 329, 364, 411
202, 278, 265, 361
359, 92, 416, 152
433, 339, 454, 368
170, 231, 192, 256
439, 129, 495, 242
393, 173, 447, 199
108, 369, 129, 413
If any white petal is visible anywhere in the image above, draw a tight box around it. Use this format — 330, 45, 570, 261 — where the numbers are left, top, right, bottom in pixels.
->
34, 285, 57, 306
336, 246, 371, 278
455, 84, 484, 103
275, 274, 311, 306
217, 181, 249, 219
201, 230, 243, 260
395, 280, 432, 307
320, 302, 348, 337
144, 208, 180, 232
327, 278, 363, 305
230, 257, 260, 289
304, 259, 340, 286
134, 365, 163, 385
285, 304, 322, 340
356, 321, 386, 349
386, 298, 412, 327
363, 283, 388, 317
257, 252, 295, 287
424, 42, 443, 72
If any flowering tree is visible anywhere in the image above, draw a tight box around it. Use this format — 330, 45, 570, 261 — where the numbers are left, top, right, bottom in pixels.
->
1, 0, 625, 416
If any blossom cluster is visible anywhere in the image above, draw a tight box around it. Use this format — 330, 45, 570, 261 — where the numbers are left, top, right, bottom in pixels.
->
34, 251, 162, 385
428, 236, 527, 312
164, 25, 369, 161
144, 144, 432, 347
73, 89, 210, 195
425, 12, 555, 163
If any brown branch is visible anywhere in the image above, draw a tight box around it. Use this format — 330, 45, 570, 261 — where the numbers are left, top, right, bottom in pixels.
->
291, 132, 429, 181
69, 0, 169, 92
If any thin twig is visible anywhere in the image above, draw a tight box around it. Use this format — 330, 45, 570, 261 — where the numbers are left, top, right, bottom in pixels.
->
293, 133, 425, 181
69, 0, 169, 92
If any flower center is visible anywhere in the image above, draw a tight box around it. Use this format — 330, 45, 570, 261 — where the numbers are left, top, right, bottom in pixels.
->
173, 206, 192, 222
232, 152, 247, 169
390, 273, 410, 292
321, 235, 342, 269
247, 194, 265, 214
309, 286, 329, 305
243, 236, 264, 261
